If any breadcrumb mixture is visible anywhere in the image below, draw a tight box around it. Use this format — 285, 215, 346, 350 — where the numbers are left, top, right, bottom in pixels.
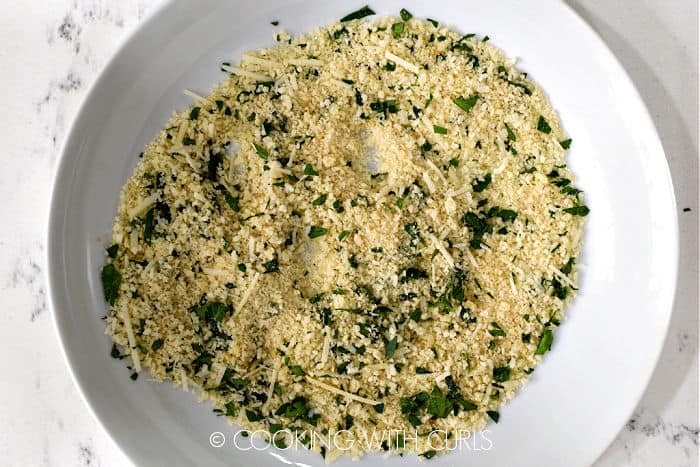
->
102, 9, 587, 461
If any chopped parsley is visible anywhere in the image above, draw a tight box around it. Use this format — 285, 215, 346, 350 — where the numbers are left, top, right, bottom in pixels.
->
404, 222, 419, 239
504, 122, 516, 141
385, 336, 398, 358
354, 88, 364, 105
275, 396, 320, 426
369, 99, 398, 115
340, 5, 375, 22
262, 258, 279, 273
143, 208, 154, 244
101, 264, 121, 306
535, 329, 554, 355
400, 381, 476, 428
493, 366, 511, 382
224, 192, 240, 212
472, 173, 492, 192
552, 277, 568, 299
560, 138, 572, 149
200, 302, 228, 322
400, 8, 412, 21
189, 106, 201, 120
253, 143, 269, 160
338, 230, 351, 241
488, 321, 506, 337
488, 206, 518, 222
496, 65, 532, 95
400, 391, 429, 426
537, 116, 552, 134
563, 205, 590, 216
487, 410, 500, 423
303, 164, 319, 176
106, 244, 118, 259
110, 343, 124, 359
391, 22, 405, 39
246, 409, 264, 422
309, 226, 329, 238
312, 194, 327, 206
399, 267, 428, 282
561, 257, 575, 275
427, 386, 453, 418
453, 95, 479, 113
433, 124, 447, 134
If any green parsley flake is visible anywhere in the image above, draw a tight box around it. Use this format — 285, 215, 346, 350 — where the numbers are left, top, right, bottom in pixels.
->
340, 6, 375, 22
472, 173, 492, 192
504, 122, 516, 141
433, 124, 448, 134
101, 264, 121, 306
535, 329, 554, 355
309, 226, 329, 238
563, 205, 590, 216
392, 22, 405, 38
385, 336, 398, 358
303, 164, 319, 176
453, 95, 479, 113
253, 143, 269, 160
537, 116, 552, 134
312, 194, 327, 206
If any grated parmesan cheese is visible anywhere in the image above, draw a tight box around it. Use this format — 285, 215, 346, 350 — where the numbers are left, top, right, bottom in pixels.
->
104, 14, 586, 462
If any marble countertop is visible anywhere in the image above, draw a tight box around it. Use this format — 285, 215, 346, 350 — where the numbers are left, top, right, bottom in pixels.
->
0, 0, 696, 465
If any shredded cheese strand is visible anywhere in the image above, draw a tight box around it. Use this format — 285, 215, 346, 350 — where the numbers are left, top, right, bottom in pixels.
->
221, 64, 273, 82
183, 89, 210, 105
119, 310, 141, 372
385, 50, 419, 74
127, 193, 159, 219
305, 377, 379, 405
236, 272, 260, 313
427, 232, 455, 267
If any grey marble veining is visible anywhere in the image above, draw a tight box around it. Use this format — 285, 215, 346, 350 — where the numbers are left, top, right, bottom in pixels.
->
0, 0, 696, 466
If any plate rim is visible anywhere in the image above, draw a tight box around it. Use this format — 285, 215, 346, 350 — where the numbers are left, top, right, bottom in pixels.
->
45, 0, 679, 465
555, 0, 679, 461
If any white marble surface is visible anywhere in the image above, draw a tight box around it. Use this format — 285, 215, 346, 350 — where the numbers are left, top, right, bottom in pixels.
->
0, 0, 696, 465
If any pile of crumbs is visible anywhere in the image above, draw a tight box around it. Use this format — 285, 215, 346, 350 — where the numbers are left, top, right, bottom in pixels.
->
102, 6, 588, 461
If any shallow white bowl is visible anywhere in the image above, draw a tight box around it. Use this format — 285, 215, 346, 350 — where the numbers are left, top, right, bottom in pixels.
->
47, 0, 677, 466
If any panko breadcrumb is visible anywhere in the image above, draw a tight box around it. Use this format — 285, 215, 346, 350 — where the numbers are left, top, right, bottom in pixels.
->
102, 8, 587, 461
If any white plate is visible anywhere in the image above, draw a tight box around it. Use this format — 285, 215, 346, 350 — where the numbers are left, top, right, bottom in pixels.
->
46, 0, 678, 466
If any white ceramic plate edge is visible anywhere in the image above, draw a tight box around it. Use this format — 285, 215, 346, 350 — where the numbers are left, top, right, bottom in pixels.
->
45, 0, 185, 462
555, 1, 679, 462
45, 1, 679, 466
